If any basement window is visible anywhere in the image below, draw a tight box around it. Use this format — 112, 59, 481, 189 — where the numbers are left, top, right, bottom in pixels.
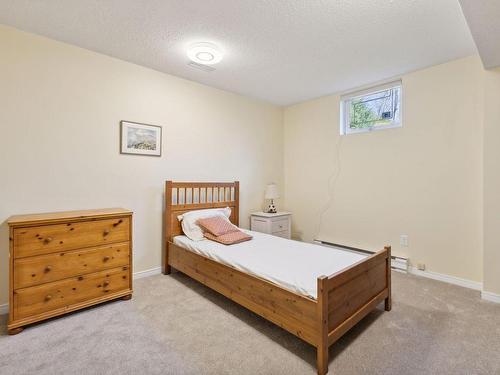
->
340, 80, 402, 135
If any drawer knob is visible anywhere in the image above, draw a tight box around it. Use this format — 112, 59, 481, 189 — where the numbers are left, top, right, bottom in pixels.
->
44, 265, 52, 273
103, 280, 110, 287
103, 256, 110, 262
103, 229, 110, 236
43, 237, 53, 244
113, 219, 123, 227
45, 295, 52, 302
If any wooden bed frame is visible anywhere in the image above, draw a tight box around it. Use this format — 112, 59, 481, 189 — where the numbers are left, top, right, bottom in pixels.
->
164, 181, 391, 375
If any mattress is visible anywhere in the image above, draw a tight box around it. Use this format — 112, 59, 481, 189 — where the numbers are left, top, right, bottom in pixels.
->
173, 230, 367, 299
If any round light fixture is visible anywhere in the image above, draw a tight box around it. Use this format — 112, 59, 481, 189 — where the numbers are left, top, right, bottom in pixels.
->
187, 42, 223, 65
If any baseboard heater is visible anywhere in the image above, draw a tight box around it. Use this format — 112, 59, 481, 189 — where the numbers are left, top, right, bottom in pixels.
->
313, 240, 408, 273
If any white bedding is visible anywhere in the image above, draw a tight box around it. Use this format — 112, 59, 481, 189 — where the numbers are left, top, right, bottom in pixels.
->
173, 230, 367, 299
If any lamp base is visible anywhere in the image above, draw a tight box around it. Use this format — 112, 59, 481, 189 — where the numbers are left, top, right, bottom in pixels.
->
266, 200, 277, 213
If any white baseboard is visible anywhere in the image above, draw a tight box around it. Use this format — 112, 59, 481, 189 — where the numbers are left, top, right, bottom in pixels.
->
481, 291, 500, 304
133, 267, 162, 280
0, 267, 164, 316
408, 266, 483, 291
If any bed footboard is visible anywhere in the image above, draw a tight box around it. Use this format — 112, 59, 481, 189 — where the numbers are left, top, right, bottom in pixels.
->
316, 246, 391, 374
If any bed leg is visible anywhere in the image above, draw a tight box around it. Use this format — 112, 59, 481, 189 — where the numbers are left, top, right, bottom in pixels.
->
164, 256, 171, 275
317, 275, 329, 375
164, 242, 172, 275
385, 296, 392, 311
164, 264, 171, 275
317, 344, 328, 375
384, 245, 392, 311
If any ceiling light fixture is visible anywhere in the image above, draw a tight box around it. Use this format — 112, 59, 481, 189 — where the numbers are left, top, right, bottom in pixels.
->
187, 42, 223, 65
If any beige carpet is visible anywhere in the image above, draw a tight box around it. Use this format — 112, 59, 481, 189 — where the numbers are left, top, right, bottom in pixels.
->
1, 271, 499, 375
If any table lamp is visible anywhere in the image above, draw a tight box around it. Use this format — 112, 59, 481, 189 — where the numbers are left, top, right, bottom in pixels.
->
265, 183, 279, 213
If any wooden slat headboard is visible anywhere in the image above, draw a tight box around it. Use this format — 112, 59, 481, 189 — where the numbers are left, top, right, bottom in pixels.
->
165, 181, 240, 241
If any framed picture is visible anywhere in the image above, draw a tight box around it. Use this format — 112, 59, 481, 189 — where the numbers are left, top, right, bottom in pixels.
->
120, 121, 162, 157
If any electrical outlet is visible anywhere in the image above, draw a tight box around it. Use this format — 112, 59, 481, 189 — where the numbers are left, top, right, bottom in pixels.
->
400, 234, 408, 247
417, 263, 426, 271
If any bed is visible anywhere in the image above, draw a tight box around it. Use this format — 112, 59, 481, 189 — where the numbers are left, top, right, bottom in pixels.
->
164, 181, 391, 375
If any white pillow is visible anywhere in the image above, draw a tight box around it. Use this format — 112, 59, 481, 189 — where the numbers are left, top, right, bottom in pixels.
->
178, 207, 231, 241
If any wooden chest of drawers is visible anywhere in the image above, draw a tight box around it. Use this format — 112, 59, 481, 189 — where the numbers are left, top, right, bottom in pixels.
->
7, 208, 133, 335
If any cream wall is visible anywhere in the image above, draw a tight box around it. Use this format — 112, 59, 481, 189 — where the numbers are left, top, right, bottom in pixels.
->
0, 25, 283, 306
284, 56, 484, 283
0, 25, 497, 306
483, 68, 500, 295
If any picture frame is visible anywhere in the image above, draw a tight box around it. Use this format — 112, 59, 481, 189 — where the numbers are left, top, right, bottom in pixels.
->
120, 120, 162, 157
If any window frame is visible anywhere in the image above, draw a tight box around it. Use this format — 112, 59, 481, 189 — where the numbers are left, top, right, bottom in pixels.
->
340, 80, 403, 135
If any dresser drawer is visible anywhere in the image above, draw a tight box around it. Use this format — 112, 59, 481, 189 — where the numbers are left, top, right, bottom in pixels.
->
13, 266, 130, 320
13, 217, 130, 258
14, 242, 130, 289
271, 219, 289, 233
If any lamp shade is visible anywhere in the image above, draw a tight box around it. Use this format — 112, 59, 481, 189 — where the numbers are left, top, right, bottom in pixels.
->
264, 183, 279, 200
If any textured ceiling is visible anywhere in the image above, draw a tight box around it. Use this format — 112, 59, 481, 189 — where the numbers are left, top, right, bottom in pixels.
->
459, 0, 500, 69
0, 0, 476, 105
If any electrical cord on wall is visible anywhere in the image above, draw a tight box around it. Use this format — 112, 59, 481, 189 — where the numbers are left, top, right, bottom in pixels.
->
315, 134, 344, 241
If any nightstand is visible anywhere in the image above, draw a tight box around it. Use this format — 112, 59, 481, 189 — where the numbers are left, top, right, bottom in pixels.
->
250, 212, 292, 239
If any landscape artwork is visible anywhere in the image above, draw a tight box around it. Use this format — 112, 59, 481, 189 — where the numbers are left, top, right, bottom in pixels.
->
120, 121, 162, 156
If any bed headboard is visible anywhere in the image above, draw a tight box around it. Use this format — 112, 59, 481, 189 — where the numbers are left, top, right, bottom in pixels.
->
165, 181, 239, 242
